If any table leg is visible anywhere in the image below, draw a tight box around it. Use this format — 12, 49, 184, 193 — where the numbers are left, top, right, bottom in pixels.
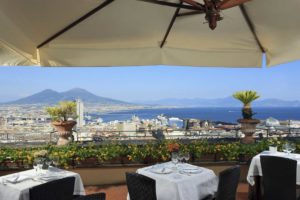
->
248, 176, 263, 200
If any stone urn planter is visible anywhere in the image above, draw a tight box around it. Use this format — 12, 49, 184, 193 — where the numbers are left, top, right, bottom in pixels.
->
52, 120, 76, 145
46, 101, 77, 146
238, 118, 260, 144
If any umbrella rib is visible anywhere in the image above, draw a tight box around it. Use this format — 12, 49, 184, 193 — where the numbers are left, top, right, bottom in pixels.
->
37, 0, 114, 49
177, 10, 204, 17
138, 0, 202, 11
239, 5, 265, 53
160, 2, 182, 48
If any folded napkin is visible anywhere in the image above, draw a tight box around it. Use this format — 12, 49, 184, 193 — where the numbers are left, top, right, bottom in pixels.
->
37, 173, 61, 181
5, 174, 31, 183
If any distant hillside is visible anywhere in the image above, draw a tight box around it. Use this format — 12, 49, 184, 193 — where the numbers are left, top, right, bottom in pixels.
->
5, 88, 131, 105
137, 97, 300, 107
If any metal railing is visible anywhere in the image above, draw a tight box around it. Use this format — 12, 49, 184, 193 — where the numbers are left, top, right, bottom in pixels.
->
1, 126, 300, 146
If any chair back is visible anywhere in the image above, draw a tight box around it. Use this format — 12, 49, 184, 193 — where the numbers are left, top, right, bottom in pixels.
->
74, 193, 106, 200
260, 155, 297, 200
126, 172, 157, 200
29, 176, 75, 200
215, 165, 240, 200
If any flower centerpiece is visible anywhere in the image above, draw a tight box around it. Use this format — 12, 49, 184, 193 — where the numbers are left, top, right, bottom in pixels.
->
33, 150, 49, 169
167, 143, 180, 153
46, 101, 77, 145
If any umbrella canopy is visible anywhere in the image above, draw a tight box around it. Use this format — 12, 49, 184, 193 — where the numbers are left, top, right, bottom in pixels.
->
0, 0, 299, 67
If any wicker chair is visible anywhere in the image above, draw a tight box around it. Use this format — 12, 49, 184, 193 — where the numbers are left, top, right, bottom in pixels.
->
29, 176, 75, 200
126, 172, 157, 200
260, 156, 297, 200
73, 193, 106, 200
202, 165, 241, 200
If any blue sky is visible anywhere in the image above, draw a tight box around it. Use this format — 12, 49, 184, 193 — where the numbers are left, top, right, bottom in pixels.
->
0, 59, 300, 102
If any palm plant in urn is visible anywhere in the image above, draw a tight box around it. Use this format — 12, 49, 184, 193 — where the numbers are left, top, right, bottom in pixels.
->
46, 101, 77, 145
233, 90, 260, 143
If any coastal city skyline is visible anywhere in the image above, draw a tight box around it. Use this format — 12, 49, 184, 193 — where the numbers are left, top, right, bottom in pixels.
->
1, 58, 300, 102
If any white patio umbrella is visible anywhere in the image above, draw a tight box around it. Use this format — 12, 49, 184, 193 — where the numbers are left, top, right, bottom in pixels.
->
0, 0, 299, 67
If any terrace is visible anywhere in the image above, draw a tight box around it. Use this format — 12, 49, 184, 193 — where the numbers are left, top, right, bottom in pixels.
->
1, 0, 300, 199
1, 135, 300, 199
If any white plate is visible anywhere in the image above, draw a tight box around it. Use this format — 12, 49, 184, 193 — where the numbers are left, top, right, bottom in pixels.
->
180, 168, 202, 174
150, 168, 172, 174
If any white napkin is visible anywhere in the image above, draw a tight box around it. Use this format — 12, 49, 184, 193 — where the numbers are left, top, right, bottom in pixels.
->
37, 173, 61, 181
4, 174, 31, 183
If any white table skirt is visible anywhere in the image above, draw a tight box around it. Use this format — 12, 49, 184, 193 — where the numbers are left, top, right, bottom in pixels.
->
0, 167, 85, 200
247, 151, 300, 186
128, 162, 218, 200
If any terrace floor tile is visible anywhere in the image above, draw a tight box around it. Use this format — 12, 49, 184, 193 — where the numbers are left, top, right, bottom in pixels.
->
85, 183, 249, 200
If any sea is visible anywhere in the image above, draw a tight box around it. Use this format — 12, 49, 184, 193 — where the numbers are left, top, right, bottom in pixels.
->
96, 107, 300, 124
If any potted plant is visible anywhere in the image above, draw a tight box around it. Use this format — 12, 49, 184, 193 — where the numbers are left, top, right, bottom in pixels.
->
233, 90, 260, 143
46, 101, 77, 145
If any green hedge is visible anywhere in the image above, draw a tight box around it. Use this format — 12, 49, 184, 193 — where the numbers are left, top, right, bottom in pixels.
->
0, 138, 296, 169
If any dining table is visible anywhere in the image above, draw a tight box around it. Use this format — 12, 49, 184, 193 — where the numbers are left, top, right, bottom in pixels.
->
0, 166, 85, 200
128, 162, 218, 200
247, 151, 300, 200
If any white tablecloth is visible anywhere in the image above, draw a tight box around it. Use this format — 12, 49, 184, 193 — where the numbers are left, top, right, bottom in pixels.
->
247, 151, 300, 186
128, 162, 218, 200
0, 167, 85, 200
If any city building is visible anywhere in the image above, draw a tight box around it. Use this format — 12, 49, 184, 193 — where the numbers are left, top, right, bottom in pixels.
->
76, 99, 85, 127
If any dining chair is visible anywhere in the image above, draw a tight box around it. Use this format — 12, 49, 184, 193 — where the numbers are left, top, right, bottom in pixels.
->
73, 193, 106, 200
29, 176, 75, 200
126, 172, 157, 200
260, 155, 297, 200
202, 165, 241, 200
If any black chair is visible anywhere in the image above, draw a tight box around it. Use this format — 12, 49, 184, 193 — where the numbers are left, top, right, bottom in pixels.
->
202, 165, 241, 200
30, 176, 75, 200
260, 155, 297, 200
126, 172, 157, 200
73, 193, 106, 200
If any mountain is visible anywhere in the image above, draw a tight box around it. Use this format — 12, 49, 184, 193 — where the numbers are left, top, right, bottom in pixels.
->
6, 90, 300, 107
137, 97, 300, 107
6, 88, 131, 105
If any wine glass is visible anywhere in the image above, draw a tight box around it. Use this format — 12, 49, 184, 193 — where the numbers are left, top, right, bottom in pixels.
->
53, 157, 60, 167
171, 152, 179, 167
183, 152, 190, 163
50, 156, 60, 167
290, 143, 296, 153
34, 158, 43, 175
178, 152, 184, 164
283, 143, 292, 156
33, 159, 38, 174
